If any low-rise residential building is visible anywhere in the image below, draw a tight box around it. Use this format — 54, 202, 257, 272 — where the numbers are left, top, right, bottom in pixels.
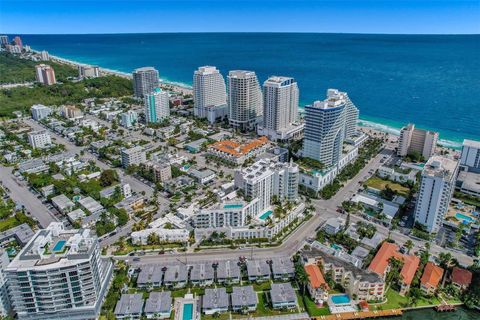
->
28, 130, 51, 149
18, 159, 49, 174
231, 286, 258, 312
51, 194, 75, 213
246, 260, 271, 282
78, 196, 104, 214
208, 136, 270, 165
121, 146, 147, 168
304, 263, 329, 305
368, 242, 419, 296
270, 283, 297, 309
185, 138, 208, 153
145, 291, 172, 319
202, 288, 229, 315
0, 223, 35, 247
420, 262, 444, 295
323, 217, 345, 235
455, 171, 480, 197
377, 165, 417, 183
114, 293, 144, 320
137, 265, 164, 288
164, 265, 188, 288
131, 228, 189, 245
189, 168, 215, 184
271, 257, 295, 280
216, 260, 241, 284
190, 263, 215, 286
451, 267, 473, 291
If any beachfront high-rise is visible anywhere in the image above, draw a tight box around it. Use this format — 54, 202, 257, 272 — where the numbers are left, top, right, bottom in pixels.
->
35, 64, 56, 85
193, 66, 228, 123
132, 67, 160, 98
397, 123, 438, 159
460, 139, 480, 173
5, 222, 113, 320
302, 94, 346, 167
228, 70, 263, 132
414, 156, 459, 233
13, 36, 23, 49
144, 88, 170, 123
0, 35, 8, 47
258, 76, 303, 141
327, 89, 359, 139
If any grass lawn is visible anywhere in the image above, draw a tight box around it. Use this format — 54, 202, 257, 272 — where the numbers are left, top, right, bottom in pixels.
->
374, 288, 442, 311
252, 281, 272, 292
365, 177, 410, 196
0, 216, 22, 232
303, 295, 331, 316
113, 242, 183, 255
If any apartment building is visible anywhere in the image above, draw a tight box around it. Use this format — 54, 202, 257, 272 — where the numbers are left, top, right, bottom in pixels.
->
144, 88, 170, 123
31, 104, 52, 121
207, 136, 269, 165
35, 64, 56, 85
121, 146, 147, 168
28, 130, 52, 149
460, 139, 480, 173
133, 67, 159, 98
397, 123, 438, 158
193, 66, 227, 123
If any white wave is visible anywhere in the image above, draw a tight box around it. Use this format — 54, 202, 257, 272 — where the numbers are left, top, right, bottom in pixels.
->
357, 119, 402, 136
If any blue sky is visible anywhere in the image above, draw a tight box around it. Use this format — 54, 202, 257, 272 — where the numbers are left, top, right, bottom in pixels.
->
1, 0, 479, 34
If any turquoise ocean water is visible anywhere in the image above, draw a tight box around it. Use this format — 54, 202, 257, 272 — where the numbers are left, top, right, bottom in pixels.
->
18, 33, 480, 147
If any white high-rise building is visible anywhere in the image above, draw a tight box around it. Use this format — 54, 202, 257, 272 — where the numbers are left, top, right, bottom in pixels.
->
460, 139, 480, 173
397, 123, 438, 159
144, 88, 170, 123
414, 156, 459, 233
120, 110, 138, 128
193, 66, 227, 123
40, 50, 49, 61
234, 158, 299, 216
28, 130, 52, 149
258, 76, 303, 141
228, 70, 263, 132
0, 250, 10, 318
5, 223, 113, 320
132, 67, 159, 98
327, 89, 358, 139
121, 146, 147, 168
78, 65, 100, 78
31, 104, 52, 121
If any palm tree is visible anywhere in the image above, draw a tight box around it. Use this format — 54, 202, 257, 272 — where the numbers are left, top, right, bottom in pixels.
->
404, 240, 414, 254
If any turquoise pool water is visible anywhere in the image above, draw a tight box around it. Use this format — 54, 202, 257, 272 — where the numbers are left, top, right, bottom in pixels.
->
456, 213, 474, 223
224, 204, 243, 209
53, 240, 67, 252
182, 303, 193, 320
259, 210, 273, 220
331, 244, 342, 250
331, 294, 351, 305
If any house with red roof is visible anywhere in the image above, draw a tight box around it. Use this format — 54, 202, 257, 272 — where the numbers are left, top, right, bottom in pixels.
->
368, 242, 420, 296
304, 264, 329, 305
451, 267, 473, 291
420, 262, 444, 295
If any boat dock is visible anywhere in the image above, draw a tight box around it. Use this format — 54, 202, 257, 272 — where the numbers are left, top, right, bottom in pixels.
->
315, 309, 403, 319
435, 304, 457, 312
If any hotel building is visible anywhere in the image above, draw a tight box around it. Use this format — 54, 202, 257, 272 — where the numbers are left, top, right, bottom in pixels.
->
228, 70, 263, 132
35, 64, 56, 85
144, 88, 170, 123
132, 67, 159, 98
5, 223, 113, 320
257, 76, 303, 141
414, 156, 459, 233
397, 123, 438, 159
193, 66, 227, 123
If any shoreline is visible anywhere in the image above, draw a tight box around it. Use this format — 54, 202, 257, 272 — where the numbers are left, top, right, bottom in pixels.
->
41, 50, 464, 149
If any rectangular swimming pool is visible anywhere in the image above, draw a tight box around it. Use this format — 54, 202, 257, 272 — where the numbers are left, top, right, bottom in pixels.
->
224, 204, 243, 209
182, 303, 193, 320
456, 213, 474, 223
259, 210, 273, 220
52, 240, 67, 252
331, 294, 351, 305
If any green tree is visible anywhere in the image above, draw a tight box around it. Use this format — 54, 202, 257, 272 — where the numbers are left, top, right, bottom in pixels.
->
100, 169, 119, 187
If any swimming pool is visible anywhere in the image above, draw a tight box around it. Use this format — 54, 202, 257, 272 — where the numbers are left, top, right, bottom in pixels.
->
182, 303, 193, 320
52, 240, 67, 252
224, 204, 243, 209
259, 210, 273, 220
456, 213, 474, 223
331, 294, 351, 305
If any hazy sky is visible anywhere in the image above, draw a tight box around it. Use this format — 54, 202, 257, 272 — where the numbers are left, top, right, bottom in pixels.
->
1, 0, 479, 34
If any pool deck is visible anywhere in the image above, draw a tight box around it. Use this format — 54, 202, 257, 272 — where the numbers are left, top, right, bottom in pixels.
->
316, 308, 403, 319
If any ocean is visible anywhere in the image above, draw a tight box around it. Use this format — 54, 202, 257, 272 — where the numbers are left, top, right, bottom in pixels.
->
18, 33, 480, 147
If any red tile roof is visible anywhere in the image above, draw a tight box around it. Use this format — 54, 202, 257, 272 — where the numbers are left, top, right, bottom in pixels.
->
420, 262, 444, 289
368, 242, 420, 285
304, 264, 329, 290
209, 136, 269, 157
451, 267, 473, 287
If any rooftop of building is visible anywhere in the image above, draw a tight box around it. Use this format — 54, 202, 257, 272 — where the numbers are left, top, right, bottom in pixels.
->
209, 136, 269, 157
423, 155, 458, 180
189, 168, 215, 179
134, 66, 157, 72
246, 259, 271, 276
216, 260, 241, 279
203, 288, 229, 309
0, 223, 34, 245
420, 262, 444, 288
457, 171, 480, 193
368, 242, 420, 285
304, 263, 329, 290
114, 293, 144, 316
463, 139, 480, 149
270, 283, 297, 304
144, 291, 171, 314
137, 264, 164, 285
7, 222, 97, 271
122, 145, 145, 154
231, 286, 258, 306
451, 267, 473, 286
228, 70, 257, 78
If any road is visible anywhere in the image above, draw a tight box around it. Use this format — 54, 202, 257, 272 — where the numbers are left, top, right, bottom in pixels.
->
0, 166, 58, 228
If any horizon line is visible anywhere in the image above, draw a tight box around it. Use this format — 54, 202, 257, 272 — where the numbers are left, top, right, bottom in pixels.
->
4, 31, 480, 36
